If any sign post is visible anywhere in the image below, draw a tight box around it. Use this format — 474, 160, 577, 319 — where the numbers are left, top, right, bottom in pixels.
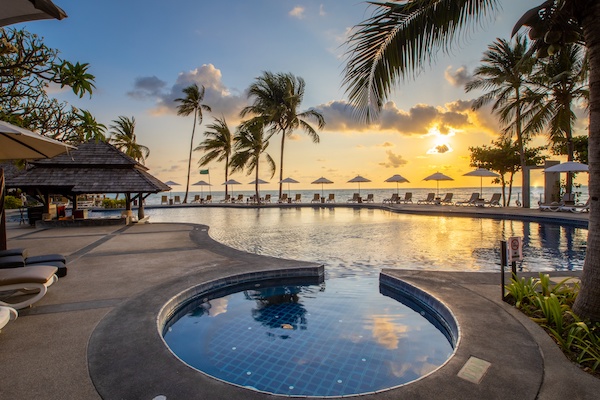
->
507, 236, 523, 280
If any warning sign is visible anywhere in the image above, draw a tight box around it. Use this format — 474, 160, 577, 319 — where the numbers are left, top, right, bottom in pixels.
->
508, 236, 523, 262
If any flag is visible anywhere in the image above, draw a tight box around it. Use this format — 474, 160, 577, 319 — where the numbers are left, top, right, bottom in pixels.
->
199, 169, 209, 175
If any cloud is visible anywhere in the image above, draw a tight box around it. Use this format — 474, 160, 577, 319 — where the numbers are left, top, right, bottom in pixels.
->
127, 76, 167, 100
319, 4, 326, 16
289, 6, 305, 19
312, 100, 370, 132
379, 142, 394, 147
379, 150, 408, 168
128, 64, 247, 122
427, 143, 454, 154
444, 66, 473, 87
379, 102, 471, 135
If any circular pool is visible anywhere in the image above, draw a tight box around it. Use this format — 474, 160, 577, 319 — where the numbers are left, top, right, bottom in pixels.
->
162, 275, 456, 397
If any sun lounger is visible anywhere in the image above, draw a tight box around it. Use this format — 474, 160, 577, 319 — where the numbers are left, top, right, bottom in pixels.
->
365, 194, 374, 203
264, 194, 271, 203
383, 193, 399, 204
160, 195, 168, 205
397, 193, 412, 204
484, 193, 501, 207
326, 193, 335, 203
192, 195, 202, 203
311, 193, 321, 203
456, 193, 480, 206
0, 249, 67, 277
232, 194, 244, 203
347, 193, 360, 203
278, 194, 289, 203
173, 195, 181, 204
417, 193, 435, 204
220, 194, 231, 203
539, 193, 575, 211
559, 198, 590, 213
440, 193, 453, 205
0, 305, 18, 331
204, 195, 212, 203
0, 265, 58, 309
293, 194, 302, 203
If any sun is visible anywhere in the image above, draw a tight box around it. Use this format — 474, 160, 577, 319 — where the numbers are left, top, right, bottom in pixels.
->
426, 127, 454, 155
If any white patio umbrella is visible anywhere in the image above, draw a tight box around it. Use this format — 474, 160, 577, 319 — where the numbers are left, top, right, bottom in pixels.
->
544, 161, 588, 173
279, 177, 299, 198
423, 172, 454, 196
311, 177, 333, 199
0, 120, 74, 250
463, 168, 499, 198
384, 174, 410, 195
223, 179, 241, 198
347, 175, 371, 196
192, 180, 211, 197
163, 180, 180, 201
0, 0, 67, 27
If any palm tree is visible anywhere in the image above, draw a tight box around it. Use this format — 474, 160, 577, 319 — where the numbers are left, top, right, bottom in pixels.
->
195, 116, 233, 197
465, 36, 537, 208
342, 0, 600, 321
230, 119, 276, 201
109, 116, 149, 164
527, 43, 588, 193
71, 109, 106, 144
240, 72, 325, 199
175, 83, 212, 203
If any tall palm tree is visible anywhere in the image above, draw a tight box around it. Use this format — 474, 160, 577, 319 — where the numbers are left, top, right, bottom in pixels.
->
342, 0, 600, 321
109, 116, 149, 164
240, 72, 325, 198
195, 116, 233, 197
527, 43, 588, 193
175, 83, 212, 203
71, 109, 106, 144
230, 119, 276, 202
465, 36, 536, 208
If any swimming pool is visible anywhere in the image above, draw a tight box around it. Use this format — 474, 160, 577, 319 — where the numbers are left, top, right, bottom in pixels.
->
163, 275, 456, 397
143, 207, 586, 277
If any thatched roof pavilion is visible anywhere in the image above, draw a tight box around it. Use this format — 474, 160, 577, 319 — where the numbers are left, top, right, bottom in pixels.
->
6, 140, 169, 215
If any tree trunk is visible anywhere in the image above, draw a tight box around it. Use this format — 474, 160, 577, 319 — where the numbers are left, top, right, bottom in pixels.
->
515, 92, 529, 208
573, 2, 600, 321
255, 161, 260, 203
224, 156, 229, 198
184, 112, 198, 204
279, 130, 286, 199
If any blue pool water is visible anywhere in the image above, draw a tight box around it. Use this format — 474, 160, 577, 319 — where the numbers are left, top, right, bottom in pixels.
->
163, 276, 455, 397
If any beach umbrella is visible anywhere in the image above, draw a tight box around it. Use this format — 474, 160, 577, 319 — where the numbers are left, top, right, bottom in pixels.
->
279, 177, 299, 198
163, 180, 180, 201
223, 179, 241, 198
192, 180, 211, 197
0, 0, 67, 27
384, 174, 410, 195
0, 120, 74, 250
347, 175, 371, 196
248, 178, 270, 185
423, 172, 454, 196
463, 168, 499, 198
311, 177, 333, 199
543, 161, 589, 173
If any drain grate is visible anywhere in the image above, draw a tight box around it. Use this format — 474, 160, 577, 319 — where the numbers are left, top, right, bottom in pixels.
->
457, 356, 491, 384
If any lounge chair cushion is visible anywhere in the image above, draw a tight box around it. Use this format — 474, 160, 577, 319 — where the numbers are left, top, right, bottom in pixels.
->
0, 256, 26, 269
0, 265, 58, 286
25, 254, 66, 264
0, 248, 28, 258
26, 260, 67, 278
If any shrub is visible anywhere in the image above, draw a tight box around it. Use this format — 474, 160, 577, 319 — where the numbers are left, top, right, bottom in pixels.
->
4, 195, 22, 209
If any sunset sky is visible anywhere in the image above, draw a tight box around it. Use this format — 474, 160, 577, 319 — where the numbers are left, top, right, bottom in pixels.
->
13, 0, 588, 190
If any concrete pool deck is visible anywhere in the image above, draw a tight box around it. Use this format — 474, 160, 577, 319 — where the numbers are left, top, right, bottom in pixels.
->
0, 204, 597, 399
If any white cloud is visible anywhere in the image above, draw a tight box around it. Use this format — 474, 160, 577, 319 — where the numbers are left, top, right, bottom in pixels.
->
379, 150, 408, 168
444, 66, 473, 87
319, 4, 326, 16
128, 64, 248, 123
289, 6, 305, 19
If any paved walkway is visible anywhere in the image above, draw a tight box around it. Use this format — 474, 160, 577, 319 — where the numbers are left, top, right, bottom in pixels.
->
0, 205, 597, 399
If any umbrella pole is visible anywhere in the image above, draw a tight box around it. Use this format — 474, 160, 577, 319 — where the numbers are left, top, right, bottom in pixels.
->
0, 168, 6, 250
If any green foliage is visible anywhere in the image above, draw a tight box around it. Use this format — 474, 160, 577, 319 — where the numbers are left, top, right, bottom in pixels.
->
506, 273, 600, 373
101, 198, 126, 209
3, 195, 22, 209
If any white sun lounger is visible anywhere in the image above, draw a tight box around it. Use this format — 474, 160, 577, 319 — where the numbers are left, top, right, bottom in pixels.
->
0, 266, 58, 310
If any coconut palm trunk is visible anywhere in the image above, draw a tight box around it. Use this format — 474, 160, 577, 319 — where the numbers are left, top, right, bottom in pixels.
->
278, 130, 286, 199
573, 2, 600, 320
184, 111, 198, 204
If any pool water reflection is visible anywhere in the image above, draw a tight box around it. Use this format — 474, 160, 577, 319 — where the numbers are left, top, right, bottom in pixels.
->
163, 276, 455, 397
144, 207, 586, 277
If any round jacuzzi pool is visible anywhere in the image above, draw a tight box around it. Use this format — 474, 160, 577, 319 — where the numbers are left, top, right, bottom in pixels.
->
161, 273, 457, 397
